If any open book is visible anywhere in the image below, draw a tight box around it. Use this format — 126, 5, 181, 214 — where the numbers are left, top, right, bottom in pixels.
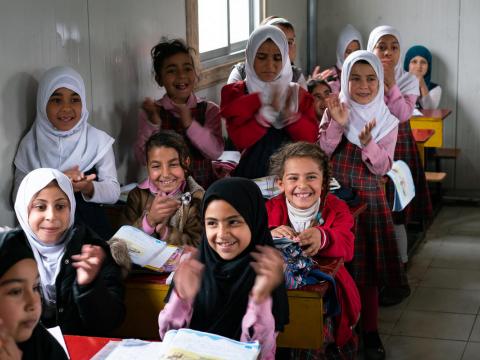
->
111, 225, 182, 273
386, 160, 415, 211
96, 329, 260, 360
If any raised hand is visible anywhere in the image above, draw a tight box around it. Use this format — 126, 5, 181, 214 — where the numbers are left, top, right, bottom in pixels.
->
383, 66, 396, 91
142, 97, 162, 125
146, 195, 181, 227
250, 246, 285, 304
326, 96, 349, 127
0, 319, 22, 360
173, 250, 204, 301
271, 225, 297, 240
173, 103, 193, 129
358, 118, 376, 146
71, 244, 106, 286
295, 228, 322, 256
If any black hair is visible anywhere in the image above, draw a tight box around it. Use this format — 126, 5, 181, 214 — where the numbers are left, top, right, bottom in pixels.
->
307, 79, 332, 94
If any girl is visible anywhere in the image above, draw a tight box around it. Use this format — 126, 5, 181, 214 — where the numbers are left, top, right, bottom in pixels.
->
14, 66, 120, 239
368, 26, 432, 288
308, 79, 332, 121
158, 178, 289, 360
122, 131, 204, 247
312, 24, 363, 94
134, 38, 224, 189
318, 50, 406, 360
228, 16, 307, 88
14, 168, 125, 336
266, 141, 361, 358
404, 45, 442, 109
221, 25, 318, 179
0, 231, 68, 359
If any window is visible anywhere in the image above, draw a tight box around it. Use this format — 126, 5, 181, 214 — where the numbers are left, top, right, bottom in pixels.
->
186, 0, 264, 89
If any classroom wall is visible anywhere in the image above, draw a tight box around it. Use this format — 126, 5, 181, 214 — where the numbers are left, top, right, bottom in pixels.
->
314, 0, 480, 195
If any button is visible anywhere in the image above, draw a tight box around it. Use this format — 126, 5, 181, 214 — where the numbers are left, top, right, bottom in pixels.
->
58, 308, 64, 313
64, 259, 69, 265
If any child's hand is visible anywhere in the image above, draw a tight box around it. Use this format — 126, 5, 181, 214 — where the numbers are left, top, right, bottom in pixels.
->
142, 97, 161, 125
358, 118, 376, 146
0, 319, 22, 360
270, 85, 282, 112
174, 103, 193, 129
383, 66, 396, 91
326, 96, 349, 127
295, 228, 323, 256
147, 195, 181, 226
310, 65, 322, 80
173, 250, 204, 301
250, 246, 285, 304
71, 245, 106, 286
64, 166, 84, 182
72, 176, 96, 198
319, 67, 337, 81
271, 225, 297, 239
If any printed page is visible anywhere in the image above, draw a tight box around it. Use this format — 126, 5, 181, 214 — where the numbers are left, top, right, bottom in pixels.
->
103, 339, 165, 360
145, 246, 182, 272
161, 328, 260, 360
47, 326, 70, 359
386, 160, 415, 211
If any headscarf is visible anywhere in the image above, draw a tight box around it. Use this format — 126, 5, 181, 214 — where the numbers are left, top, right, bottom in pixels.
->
403, 45, 437, 91
245, 25, 299, 126
335, 50, 399, 148
14, 66, 114, 174
0, 231, 35, 279
189, 177, 289, 340
14, 168, 76, 303
367, 25, 419, 96
336, 24, 363, 69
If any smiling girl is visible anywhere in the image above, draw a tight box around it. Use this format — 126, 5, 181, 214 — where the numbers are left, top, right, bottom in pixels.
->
221, 25, 318, 179
13, 66, 120, 239
123, 131, 204, 246
318, 51, 406, 360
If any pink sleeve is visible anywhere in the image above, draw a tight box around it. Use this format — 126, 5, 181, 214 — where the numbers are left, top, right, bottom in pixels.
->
135, 109, 160, 165
141, 215, 155, 235
385, 85, 418, 123
317, 110, 344, 157
158, 289, 194, 340
185, 102, 224, 160
361, 127, 398, 175
240, 296, 277, 360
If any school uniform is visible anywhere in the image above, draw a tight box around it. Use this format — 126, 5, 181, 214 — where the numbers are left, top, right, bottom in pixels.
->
18, 324, 69, 359
121, 176, 204, 247
14, 168, 126, 336
368, 26, 433, 225
158, 178, 289, 360
135, 94, 223, 189
266, 193, 361, 347
221, 25, 318, 179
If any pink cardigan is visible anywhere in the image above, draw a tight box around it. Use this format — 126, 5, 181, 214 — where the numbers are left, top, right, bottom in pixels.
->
384, 85, 418, 123
134, 94, 224, 165
158, 290, 278, 360
318, 112, 398, 176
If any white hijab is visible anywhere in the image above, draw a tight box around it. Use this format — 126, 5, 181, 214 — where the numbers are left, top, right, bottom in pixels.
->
336, 24, 363, 69
337, 50, 399, 148
367, 25, 419, 96
14, 66, 114, 174
245, 25, 299, 126
14, 168, 76, 303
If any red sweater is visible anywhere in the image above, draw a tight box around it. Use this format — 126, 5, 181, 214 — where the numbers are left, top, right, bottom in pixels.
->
221, 81, 318, 151
266, 193, 361, 346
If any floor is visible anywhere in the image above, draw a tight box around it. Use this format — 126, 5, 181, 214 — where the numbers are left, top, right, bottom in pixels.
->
378, 205, 480, 360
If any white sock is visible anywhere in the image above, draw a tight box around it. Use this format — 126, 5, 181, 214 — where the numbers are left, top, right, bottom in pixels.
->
394, 224, 408, 264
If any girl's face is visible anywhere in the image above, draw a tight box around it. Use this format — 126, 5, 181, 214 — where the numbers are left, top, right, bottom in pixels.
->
311, 83, 332, 119
373, 35, 400, 69
0, 259, 41, 342
147, 146, 187, 194
348, 62, 379, 105
277, 157, 324, 210
344, 40, 361, 60
409, 55, 429, 78
204, 200, 251, 261
278, 25, 296, 63
46, 87, 82, 131
253, 40, 282, 82
28, 183, 70, 245
158, 52, 196, 104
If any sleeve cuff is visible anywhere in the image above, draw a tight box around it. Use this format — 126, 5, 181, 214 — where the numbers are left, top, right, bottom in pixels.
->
142, 215, 156, 235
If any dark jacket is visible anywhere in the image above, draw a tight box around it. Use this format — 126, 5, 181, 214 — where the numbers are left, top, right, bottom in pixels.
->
37, 223, 126, 336
18, 324, 68, 360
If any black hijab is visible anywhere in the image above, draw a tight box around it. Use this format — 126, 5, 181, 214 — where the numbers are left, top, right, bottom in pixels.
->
0, 230, 35, 278
189, 177, 289, 340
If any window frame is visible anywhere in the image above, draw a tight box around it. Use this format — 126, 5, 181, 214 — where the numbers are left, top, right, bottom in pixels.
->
185, 0, 265, 90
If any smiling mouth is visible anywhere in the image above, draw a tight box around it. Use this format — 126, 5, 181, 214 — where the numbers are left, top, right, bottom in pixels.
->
158, 179, 177, 185
217, 240, 237, 248
175, 83, 189, 90
294, 192, 313, 199
20, 319, 38, 328
41, 227, 59, 232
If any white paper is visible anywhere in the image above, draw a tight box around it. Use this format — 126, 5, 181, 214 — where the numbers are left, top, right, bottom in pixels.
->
216, 151, 241, 163
412, 108, 424, 116
387, 160, 415, 211
47, 326, 70, 359
103, 339, 164, 360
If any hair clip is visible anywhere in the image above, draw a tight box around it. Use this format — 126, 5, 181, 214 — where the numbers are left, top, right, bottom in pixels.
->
180, 192, 192, 205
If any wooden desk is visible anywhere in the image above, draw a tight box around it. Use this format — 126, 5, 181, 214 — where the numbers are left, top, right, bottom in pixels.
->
410, 109, 452, 148
64, 335, 119, 360
412, 128, 435, 166
113, 258, 342, 349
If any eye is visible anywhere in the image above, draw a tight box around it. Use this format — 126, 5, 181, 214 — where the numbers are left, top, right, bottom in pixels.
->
367, 76, 378, 82
55, 203, 67, 210
7, 287, 22, 296
307, 175, 317, 180
205, 220, 217, 227
72, 96, 82, 103
49, 97, 62, 104
33, 284, 41, 293
32, 203, 46, 211
169, 162, 180, 167
273, 54, 282, 62
256, 53, 267, 60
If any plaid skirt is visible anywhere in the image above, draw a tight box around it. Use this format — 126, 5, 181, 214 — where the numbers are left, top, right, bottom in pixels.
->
387, 121, 433, 225
331, 138, 407, 287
